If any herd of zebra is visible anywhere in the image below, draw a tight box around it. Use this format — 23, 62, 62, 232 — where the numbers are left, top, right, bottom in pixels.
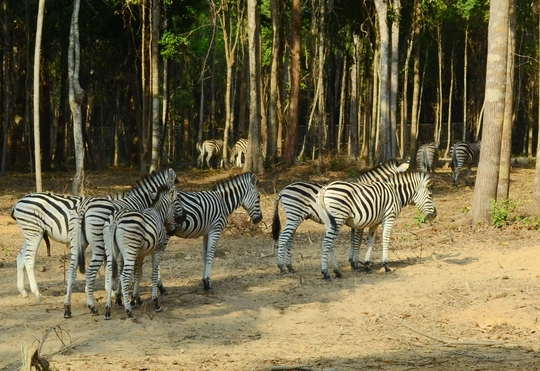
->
10, 140, 480, 320
197, 138, 248, 169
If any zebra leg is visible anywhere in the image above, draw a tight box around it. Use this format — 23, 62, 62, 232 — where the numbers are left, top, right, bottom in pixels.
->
114, 256, 124, 306
363, 226, 377, 273
63, 243, 80, 318
380, 219, 395, 273
152, 251, 164, 312
329, 247, 342, 278
320, 228, 338, 281
202, 234, 220, 291
157, 267, 167, 295
22, 240, 43, 300
466, 165, 472, 186
130, 257, 144, 306
85, 249, 105, 316
16, 242, 31, 298
277, 219, 300, 274
104, 253, 115, 320
120, 263, 135, 319
349, 228, 363, 271
205, 152, 213, 169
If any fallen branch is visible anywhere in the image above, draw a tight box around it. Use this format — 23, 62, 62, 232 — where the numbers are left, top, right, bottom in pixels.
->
395, 317, 506, 346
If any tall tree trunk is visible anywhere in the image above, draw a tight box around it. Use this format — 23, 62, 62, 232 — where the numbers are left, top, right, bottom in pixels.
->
463, 27, 468, 142
374, 0, 393, 163
140, 0, 150, 174
401, 34, 413, 160
69, 0, 85, 196
245, 0, 263, 173
33, 0, 46, 191
283, 0, 301, 165
149, 0, 161, 172
268, 0, 282, 164
532, 3, 540, 217
444, 44, 454, 158
349, 34, 359, 158
390, 0, 400, 157
471, 0, 509, 225
1, 0, 9, 176
408, 0, 421, 167
497, 0, 516, 201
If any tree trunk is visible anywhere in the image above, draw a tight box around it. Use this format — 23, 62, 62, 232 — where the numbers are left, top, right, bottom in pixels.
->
463, 27, 468, 142
1, 0, 10, 176
283, 0, 301, 165
149, 0, 161, 173
33, 0, 46, 191
374, 0, 393, 163
390, 0, 400, 157
69, 0, 85, 196
268, 0, 282, 163
408, 0, 421, 168
497, 0, 516, 201
245, 0, 263, 173
532, 5, 540, 216
349, 34, 359, 158
470, 0, 509, 225
445, 44, 454, 158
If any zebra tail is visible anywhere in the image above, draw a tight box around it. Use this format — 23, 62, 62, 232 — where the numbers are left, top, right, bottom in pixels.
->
44, 233, 51, 257
271, 195, 282, 241
77, 214, 86, 274
451, 147, 457, 171
317, 186, 338, 232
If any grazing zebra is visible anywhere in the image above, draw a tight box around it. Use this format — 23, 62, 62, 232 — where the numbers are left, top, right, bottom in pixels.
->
230, 139, 248, 168
103, 185, 183, 320
450, 141, 481, 186
77, 168, 182, 317
272, 160, 409, 275
197, 139, 225, 169
174, 172, 262, 291
416, 142, 439, 173
316, 171, 437, 280
11, 193, 81, 310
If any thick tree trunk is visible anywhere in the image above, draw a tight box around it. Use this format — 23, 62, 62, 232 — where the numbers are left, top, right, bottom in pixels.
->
33, 0, 46, 191
149, 0, 161, 173
408, 0, 421, 168
1, 0, 9, 176
471, 0, 509, 225
268, 0, 282, 163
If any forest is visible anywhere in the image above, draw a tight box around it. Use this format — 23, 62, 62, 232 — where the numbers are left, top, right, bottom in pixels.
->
0, 0, 535, 178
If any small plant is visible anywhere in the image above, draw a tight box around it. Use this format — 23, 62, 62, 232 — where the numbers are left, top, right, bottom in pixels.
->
515, 215, 540, 230
490, 199, 516, 228
413, 212, 428, 226
461, 206, 470, 214
348, 168, 358, 178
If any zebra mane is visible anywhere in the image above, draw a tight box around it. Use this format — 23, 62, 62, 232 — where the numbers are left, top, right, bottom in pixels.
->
212, 172, 255, 191
357, 159, 400, 176
149, 183, 171, 207
128, 168, 178, 195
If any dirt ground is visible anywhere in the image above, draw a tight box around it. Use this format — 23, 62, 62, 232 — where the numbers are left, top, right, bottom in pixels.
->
1, 160, 540, 371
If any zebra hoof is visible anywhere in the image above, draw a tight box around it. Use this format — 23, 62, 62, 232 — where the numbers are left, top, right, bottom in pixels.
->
287, 266, 296, 274
383, 263, 392, 273
158, 282, 168, 295
131, 296, 143, 306
104, 307, 111, 320
154, 299, 162, 312
64, 305, 72, 318
322, 271, 332, 281
126, 310, 135, 321
334, 270, 342, 279
88, 305, 99, 316
278, 265, 287, 275
202, 278, 213, 291
364, 264, 372, 274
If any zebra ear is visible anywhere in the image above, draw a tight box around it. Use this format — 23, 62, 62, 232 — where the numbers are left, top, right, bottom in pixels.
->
425, 178, 434, 188
250, 173, 258, 186
167, 168, 178, 185
398, 162, 409, 172
168, 187, 177, 202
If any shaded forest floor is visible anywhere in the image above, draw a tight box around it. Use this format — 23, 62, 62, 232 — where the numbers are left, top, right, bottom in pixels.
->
1, 158, 540, 370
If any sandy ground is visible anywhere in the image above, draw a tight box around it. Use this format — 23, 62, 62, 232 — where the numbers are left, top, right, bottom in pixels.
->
1, 163, 540, 371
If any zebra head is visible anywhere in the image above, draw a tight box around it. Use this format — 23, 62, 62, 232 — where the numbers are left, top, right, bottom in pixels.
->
127, 168, 179, 205
411, 172, 437, 221
215, 172, 262, 224
149, 185, 183, 236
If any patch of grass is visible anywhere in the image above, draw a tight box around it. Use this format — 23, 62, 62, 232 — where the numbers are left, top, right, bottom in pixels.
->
490, 199, 517, 228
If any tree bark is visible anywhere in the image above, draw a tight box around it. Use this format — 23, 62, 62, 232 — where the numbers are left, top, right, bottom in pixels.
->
470, 0, 509, 225
149, 0, 161, 173
283, 0, 301, 165
69, 0, 85, 196
33, 0, 46, 191
1, 0, 10, 176
408, 0, 421, 167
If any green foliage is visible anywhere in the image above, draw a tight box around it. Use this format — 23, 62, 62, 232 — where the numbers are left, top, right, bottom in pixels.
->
414, 212, 428, 226
514, 215, 540, 230
160, 31, 189, 59
490, 199, 517, 228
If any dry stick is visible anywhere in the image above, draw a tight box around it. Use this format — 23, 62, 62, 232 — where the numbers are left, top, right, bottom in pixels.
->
268, 366, 314, 371
395, 317, 506, 346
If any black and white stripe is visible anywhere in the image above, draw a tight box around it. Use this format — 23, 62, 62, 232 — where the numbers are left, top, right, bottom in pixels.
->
416, 142, 439, 173
450, 141, 481, 186
77, 168, 181, 317
317, 171, 437, 280
103, 185, 183, 320
229, 139, 248, 168
272, 160, 409, 275
11, 192, 82, 316
197, 139, 225, 169
174, 172, 262, 291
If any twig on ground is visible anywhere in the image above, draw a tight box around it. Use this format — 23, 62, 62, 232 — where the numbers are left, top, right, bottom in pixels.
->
395, 317, 506, 346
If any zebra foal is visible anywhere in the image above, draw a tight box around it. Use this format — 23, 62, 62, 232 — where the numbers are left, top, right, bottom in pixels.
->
416, 142, 439, 173
317, 171, 437, 280
272, 160, 409, 275
197, 139, 225, 169
174, 172, 262, 291
230, 138, 248, 168
103, 185, 183, 320
450, 141, 481, 186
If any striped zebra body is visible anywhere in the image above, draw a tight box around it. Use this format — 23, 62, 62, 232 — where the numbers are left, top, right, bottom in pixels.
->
174, 172, 262, 291
77, 168, 181, 317
416, 142, 439, 173
317, 171, 436, 280
103, 185, 182, 320
272, 160, 409, 275
11, 192, 82, 316
450, 141, 481, 186
230, 139, 248, 168
197, 139, 225, 169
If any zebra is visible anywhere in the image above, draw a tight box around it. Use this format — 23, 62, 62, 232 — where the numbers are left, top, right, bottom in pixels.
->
11, 193, 81, 311
272, 159, 409, 275
450, 141, 481, 186
174, 172, 262, 291
416, 142, 439, 174
77, 168, 182, 317
230, 139, 248, 168
316, 171, 437, 280
103, 184, 183, 320
197, 139, 225, 169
